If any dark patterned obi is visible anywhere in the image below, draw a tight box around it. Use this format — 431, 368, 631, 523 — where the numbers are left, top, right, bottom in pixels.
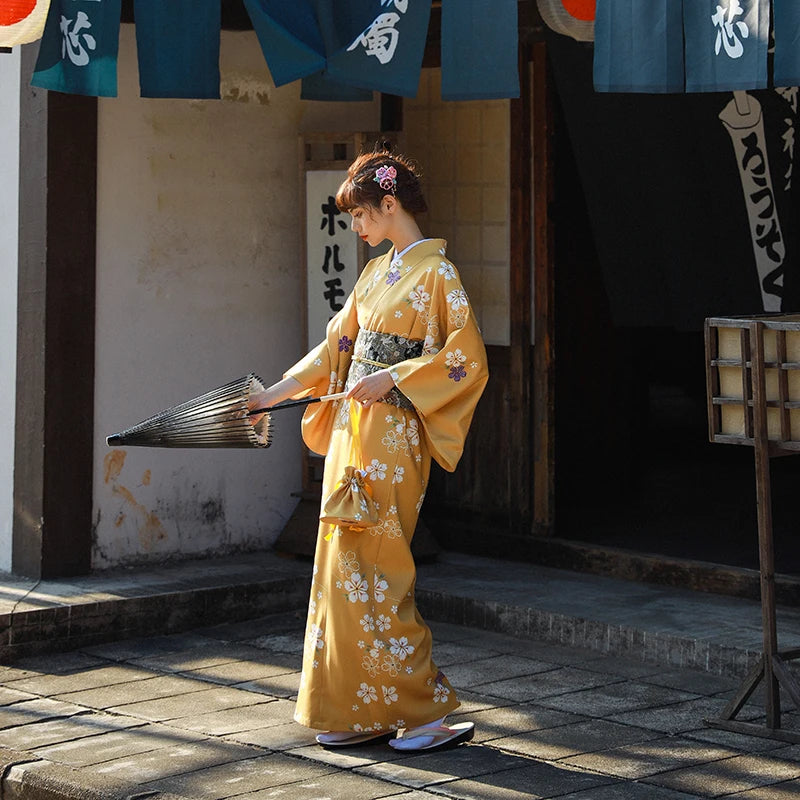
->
344, 329, 423, 410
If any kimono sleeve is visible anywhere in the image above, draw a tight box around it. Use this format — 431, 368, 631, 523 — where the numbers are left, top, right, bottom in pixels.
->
284, 291, 359, 456
390, 266, 488, 472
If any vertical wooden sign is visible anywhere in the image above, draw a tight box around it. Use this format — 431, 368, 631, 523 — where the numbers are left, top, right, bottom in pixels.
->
305, 169, 360, 347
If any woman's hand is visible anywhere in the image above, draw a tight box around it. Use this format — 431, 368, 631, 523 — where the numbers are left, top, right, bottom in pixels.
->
248, 377, 304, 425
346, 369, 395, 408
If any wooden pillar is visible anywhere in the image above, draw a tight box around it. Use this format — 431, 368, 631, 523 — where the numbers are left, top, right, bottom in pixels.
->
532, 39, 556, 535
14, 47, 96, 578
508, 43, 534, 535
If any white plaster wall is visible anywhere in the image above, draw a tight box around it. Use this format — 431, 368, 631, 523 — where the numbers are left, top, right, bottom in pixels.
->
93, 26, 379, 567
0, 49, 21, 573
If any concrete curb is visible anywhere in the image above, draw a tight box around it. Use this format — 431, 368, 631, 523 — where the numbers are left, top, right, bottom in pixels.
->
2, 759, 185, 800
0, 747, 191, 800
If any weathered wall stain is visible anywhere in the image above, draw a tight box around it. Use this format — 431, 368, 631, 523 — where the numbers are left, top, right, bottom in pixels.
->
103, 449, 126, 484
220, 73, 271, 105
201, 498, 224, 524
103, 449, 167, 550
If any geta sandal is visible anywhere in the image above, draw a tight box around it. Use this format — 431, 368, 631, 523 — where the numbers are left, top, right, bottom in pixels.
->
389, 722, 474, 752
315, 730, 395, 749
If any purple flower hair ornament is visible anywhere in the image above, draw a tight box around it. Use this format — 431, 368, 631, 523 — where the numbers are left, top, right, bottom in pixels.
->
374, 165, 397, 193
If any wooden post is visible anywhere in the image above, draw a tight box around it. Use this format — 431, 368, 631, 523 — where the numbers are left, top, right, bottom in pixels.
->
532, 39, 556, 535
509, 43, 534, 535
14, 48, 97, 578
750, 322, 780, 728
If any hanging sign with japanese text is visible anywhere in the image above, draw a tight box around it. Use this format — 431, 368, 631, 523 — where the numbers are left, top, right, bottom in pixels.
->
0, 0, 51, 47
31, 0, 122, 96
550, 33, 800, 328
306, 170, 359, 346
319, 0, 432, 97
684, 0, 770, 92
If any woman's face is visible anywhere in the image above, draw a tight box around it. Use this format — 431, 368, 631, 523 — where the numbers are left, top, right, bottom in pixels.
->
348, 202, 390, 248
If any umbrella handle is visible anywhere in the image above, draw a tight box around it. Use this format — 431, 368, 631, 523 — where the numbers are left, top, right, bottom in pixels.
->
248, 391, 348, 416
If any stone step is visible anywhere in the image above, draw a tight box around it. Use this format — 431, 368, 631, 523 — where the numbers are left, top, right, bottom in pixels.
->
2, 550, 799, 678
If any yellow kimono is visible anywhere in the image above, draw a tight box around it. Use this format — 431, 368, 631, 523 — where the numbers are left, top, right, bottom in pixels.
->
286, 238, 488, 733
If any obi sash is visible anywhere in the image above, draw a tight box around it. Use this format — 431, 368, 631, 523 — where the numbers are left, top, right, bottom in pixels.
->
344, 329, 423, 410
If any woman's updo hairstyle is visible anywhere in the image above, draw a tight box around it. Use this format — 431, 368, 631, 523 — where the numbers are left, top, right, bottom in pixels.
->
336, 149, 427, 216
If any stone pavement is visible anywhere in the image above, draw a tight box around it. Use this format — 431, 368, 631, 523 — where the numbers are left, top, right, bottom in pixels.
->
0, 606, 800, 799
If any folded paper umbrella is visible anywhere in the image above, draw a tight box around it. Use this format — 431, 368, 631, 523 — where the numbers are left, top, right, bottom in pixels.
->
106, 373, 345, 449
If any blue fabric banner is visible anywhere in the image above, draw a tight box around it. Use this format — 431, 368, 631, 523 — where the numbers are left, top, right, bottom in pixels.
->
441, 0, 519, 100
134, 0, 220, 99
301, 71, 373, 101
320, 0, 432, 98
31, 0, 121, 97
243, 0, 325, 87
684, 0, 769, 92
593, 0, 684, 93
773, 0, 800, 88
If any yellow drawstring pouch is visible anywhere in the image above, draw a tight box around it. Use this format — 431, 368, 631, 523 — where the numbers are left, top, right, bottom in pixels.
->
320, 403, 379, 535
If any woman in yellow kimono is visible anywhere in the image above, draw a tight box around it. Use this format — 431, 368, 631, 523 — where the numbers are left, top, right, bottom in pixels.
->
250, 151, 488, 752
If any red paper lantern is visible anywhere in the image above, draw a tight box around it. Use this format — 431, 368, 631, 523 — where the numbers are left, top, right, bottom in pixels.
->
0, 0, 50, 47
562, 0, 595, 22
0, 1, 37, 27
537, 0, 595, 41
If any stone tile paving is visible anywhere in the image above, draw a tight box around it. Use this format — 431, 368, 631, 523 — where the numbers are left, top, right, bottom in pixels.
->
726, 783, 800, 798
440, 655, 557, 688
52, 672, 213, 708
141, 752, 338, 799
536, 678, 702, 717
449, 703, 587, 744
477, 665, 626, 703
0, 611, 798, 799
645, 751, 800, 796
608, 694, 763, 734
34, 722, 207, 766
0, 710, 142, 750
561, 736, 742, 780
107, 684, 262, 722
553, 786, 699, 799
169, 699, 291, 737
490, 719, 663, 761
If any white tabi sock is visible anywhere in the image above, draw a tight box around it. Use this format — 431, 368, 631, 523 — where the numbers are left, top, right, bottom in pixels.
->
316, 730, 365, 744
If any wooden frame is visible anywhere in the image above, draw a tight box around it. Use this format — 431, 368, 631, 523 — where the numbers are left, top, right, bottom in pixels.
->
705, 315, 800, 742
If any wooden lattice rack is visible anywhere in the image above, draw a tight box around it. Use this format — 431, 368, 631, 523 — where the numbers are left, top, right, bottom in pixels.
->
705, 315, 800, 742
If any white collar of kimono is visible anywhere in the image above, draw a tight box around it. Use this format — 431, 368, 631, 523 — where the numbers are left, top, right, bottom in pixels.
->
391, 238, 435, 266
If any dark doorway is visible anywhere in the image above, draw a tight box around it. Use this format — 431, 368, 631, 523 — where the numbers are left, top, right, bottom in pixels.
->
552, 91, 800, 577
